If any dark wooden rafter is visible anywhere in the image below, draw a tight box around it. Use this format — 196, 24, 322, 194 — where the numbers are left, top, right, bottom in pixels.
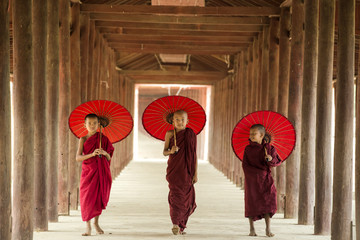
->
111, 43, 245, 55
121, 70, 225, 84
95, 22, 265, 32
103, 33, 256, 42
90, 14, 270, 25
81, 4, 281, 16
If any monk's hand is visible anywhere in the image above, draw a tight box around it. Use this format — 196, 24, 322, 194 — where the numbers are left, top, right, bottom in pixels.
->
92, 149, 101, 157
99, 149, 107, 155
192, 175, 198, 184
264, 148, 272, 162
170, 146, 179, 154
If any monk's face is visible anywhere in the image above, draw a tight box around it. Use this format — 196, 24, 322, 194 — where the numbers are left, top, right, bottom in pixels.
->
249, 128, 264, 144
85, 117, 99, 134
173, 112, 188, 130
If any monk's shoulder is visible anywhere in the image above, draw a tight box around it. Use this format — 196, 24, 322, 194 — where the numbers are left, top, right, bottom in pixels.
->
186, 127, 196, 136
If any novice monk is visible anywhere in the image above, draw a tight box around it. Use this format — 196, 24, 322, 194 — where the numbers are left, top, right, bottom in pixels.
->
163, 110, 198, 235
242, 124, 281, 237
76, 113, 114, 236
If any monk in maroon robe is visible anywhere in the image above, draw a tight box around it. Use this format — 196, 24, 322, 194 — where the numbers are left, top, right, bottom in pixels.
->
163, 110, 197, 235
242, 124, 281, 237
76, 114, 114, 236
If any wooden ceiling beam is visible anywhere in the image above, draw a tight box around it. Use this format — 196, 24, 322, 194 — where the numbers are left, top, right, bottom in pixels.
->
111, 28, 261, 36
81, 4, 281, 16
112, 44, 244, 54
94, 21, 266, 32
101, 32, 255, 42
89, 13, 270, 25
104, 37, 253, 46
119, 70, 227, 84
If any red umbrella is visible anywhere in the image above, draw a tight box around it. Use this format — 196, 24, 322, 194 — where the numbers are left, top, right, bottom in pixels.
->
231, 110, 296, 161
69, 100, 133, 144
142, 95, 206, 141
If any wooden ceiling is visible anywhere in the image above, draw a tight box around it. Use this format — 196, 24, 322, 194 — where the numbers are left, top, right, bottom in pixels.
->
8, 1, 360, 83
78, 0, 283, 83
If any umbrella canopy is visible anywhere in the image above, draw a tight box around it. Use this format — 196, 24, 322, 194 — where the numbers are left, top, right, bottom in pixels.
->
231, 110, 296, 161
69, 100, 133, 143
142, 95, 206, 141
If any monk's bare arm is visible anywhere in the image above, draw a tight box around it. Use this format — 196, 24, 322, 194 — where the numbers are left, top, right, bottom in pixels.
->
192, 134, 198, 183
76, 137, 99, 162
192, 157, 198, 184
163, 131, 177, 156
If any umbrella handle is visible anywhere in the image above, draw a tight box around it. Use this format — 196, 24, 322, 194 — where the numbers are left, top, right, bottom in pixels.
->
99, 125, 102, 158
173, 125, 178, 153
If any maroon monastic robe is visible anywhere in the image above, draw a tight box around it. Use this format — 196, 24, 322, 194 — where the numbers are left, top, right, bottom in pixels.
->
166, 128, 197, 231
242, 140, 281, 221
80, 132, 114, 221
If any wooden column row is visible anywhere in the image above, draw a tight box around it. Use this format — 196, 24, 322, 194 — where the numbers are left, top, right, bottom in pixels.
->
5, 0, 135, 238
208, 4, 299, 220
72, 9, 135, 185
0, 1, 11, 239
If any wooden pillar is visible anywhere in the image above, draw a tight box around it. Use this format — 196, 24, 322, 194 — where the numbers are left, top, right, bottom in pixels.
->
268, 17, 280, 112
356, 35, 360, 240
46, 0, 59, 222
256, 32, 263, 111
298, 0, 318, 225
92, 31, 100, 100
87, 21, 95, 101
0, 1, 11, 239
33, 0, 48, 230
247, 46, 253, 113
331, 0, 355, 239
242, 49, 248, 114
69, 2, 81, 211
260, 26, 269, 110
268, 18, 280, 202
276, 7, 291, 214
238, 51, 245, 188
80, 13, 89, 103
251, 37, 259, 111
12, 0, 34, 238
315, 0, 335, 234
58, 0, 71, 215
285, 0, 304, 219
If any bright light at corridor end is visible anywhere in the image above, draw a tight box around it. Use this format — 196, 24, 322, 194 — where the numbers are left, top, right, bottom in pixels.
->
133, 84, 212, 161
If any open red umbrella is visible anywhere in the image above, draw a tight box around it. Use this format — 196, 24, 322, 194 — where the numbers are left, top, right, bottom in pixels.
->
231, 110, 296, 161
142, 95, 206, 141
69, 100, 133, 144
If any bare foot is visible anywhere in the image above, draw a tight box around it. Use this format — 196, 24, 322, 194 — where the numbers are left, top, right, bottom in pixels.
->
172, 225, 180, 235
82, 222, 91, 236
266, 228, 274, 237
93, 223, 104, 235
249, 229, 257, 236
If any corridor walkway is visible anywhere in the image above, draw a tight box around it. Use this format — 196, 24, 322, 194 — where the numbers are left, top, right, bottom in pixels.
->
34, 160, 330, 240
